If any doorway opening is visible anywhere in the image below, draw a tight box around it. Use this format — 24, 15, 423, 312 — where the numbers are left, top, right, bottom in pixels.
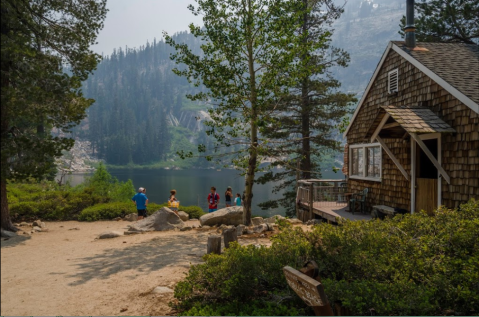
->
415, 138, 439, 214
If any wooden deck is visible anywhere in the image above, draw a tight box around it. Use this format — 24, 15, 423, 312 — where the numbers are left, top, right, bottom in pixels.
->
299, 202, 372, 223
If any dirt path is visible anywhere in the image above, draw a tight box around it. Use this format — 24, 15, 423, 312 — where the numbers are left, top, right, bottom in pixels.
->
1, 220, 272, 316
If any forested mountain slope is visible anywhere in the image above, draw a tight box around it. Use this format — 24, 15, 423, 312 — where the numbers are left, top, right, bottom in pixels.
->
80, 32, 209, 166
80, 0, 403, 166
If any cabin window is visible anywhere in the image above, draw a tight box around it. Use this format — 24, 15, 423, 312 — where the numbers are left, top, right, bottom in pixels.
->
388, 69, 398, 94
349, 143, 381, 181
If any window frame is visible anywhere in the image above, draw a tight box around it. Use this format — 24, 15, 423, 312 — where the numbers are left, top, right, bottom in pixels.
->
349, 143, 382, 182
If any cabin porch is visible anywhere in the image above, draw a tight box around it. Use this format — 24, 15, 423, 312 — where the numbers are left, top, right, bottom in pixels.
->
296, 179, 372, 223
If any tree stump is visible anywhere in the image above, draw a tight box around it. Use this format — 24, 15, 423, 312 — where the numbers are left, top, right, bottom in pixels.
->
223, 227, 237, 248
207, 235, 221, 254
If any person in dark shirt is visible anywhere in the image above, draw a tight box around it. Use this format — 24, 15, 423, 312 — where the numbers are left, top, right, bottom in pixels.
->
225, 186, 233, 207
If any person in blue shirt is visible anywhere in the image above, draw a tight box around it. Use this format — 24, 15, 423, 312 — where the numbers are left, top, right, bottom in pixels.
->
234, 193, 242, 206
132, 187, 148, 220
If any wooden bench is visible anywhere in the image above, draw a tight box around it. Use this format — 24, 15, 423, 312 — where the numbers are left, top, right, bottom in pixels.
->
372, 205, 395, 218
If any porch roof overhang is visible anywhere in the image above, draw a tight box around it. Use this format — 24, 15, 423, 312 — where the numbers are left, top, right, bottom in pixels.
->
367, 105, 453, 184
366, 106, 456, 140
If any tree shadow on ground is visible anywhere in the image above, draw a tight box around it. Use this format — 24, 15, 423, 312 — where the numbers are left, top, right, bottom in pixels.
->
62, 232, 209, 286
1, 234, 32, 248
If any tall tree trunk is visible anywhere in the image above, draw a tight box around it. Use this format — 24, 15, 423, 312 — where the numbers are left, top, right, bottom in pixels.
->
243, 0, 256, 226
0, 6, 17, 232
300, 0, 311, 180
244, 119, 258, 226
0, 179, 17, 232
301, 81, 311, 179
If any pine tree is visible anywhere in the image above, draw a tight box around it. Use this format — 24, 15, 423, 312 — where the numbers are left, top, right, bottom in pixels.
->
1, 0, 107, 231
257, 0, 356, 216
399, 0, 479, 44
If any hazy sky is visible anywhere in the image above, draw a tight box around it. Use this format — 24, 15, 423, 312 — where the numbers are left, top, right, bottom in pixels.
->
91, 0, 202, 56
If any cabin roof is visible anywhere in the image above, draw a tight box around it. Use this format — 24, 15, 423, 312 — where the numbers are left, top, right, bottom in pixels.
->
344, 41, 479, 138
392, 41, 479, 105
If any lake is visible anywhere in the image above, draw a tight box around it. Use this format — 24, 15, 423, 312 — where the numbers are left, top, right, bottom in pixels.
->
63, 168, 345, 217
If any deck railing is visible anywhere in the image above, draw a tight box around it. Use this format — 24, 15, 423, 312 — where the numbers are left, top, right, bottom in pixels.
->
297, 179, 348, 207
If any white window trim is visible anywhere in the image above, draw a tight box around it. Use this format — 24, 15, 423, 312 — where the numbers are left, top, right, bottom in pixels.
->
349, 143, 382, 182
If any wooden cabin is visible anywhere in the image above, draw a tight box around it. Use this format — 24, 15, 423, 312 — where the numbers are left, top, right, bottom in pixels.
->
343, 40, 479, 214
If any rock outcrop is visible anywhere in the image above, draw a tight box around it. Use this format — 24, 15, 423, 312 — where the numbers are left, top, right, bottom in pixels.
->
199, 206, 243, 226
127, 207, 185, 232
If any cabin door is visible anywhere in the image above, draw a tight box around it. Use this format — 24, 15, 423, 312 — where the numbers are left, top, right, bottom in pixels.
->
415, 138, 439, 213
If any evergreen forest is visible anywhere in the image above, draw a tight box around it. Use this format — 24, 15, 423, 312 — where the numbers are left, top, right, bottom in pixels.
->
80, 32, 210, 166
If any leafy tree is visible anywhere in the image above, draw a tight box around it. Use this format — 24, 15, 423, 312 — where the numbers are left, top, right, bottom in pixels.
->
1, 0, 107, 231
399, 0, 479, 44
257, 0, 356, 216
165, 0, 313, 225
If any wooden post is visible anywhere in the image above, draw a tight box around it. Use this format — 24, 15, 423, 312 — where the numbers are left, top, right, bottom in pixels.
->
309, 182, 314, 221
296, 160, 300, 218
223, 228, 237, 248
207, 235, 221, 254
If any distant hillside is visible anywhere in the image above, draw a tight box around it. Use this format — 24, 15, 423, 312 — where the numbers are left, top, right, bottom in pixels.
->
331, 0, 404, 96
79, 0, 405, 166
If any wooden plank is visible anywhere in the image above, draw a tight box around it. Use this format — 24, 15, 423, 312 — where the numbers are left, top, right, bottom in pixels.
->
283, 266, 329, 308
376, 136, 410, 181
410, 133, 451, 184
382, 122, 400, 129
370, 113, 390, 143
416, 178, 438, 214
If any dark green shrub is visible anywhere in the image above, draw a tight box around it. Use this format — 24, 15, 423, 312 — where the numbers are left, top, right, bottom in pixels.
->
9, 202, 40, 217
78, 202, 169, 221
173, 199, 479, 316
78, 202, 136, 221
179, 205, 205, 219
181, 300, 304, 316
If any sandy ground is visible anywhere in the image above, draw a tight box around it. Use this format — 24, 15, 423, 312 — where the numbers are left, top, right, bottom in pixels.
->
1, 220, 273, 316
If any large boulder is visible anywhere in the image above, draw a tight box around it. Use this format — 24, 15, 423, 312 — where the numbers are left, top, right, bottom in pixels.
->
199, 206, 243, 226
127, 207, 185, 232
264, 215, 285, 224
177, 211, 189, 221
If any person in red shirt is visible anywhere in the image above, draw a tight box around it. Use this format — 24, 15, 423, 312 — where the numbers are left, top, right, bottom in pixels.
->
207, 186, 220, 212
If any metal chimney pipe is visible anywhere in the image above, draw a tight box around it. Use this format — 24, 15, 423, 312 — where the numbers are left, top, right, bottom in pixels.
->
405, 0, 416, 48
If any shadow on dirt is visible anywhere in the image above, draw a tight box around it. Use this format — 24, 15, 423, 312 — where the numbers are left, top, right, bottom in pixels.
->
62, 232, 209, 286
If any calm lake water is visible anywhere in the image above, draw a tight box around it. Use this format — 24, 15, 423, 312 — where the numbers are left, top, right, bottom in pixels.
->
63, 168, 344, 217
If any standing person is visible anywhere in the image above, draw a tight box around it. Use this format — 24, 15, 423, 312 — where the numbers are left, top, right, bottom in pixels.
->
225, 186, 233, 207
132, 187, 148, 220
234, 193, 242, 206
207, 187, 220, 213
168, 189, 180, 215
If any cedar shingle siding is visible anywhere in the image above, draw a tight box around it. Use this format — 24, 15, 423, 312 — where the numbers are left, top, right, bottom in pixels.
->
345, 43, 479, 212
